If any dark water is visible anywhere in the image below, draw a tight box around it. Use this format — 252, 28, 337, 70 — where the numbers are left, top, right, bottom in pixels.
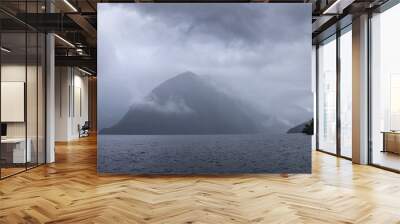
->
98, 133, 311, 174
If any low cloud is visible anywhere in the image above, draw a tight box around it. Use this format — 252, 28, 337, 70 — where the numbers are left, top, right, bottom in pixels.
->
131, 95, 194, 114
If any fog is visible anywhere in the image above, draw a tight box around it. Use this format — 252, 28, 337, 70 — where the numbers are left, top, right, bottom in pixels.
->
98, 3, 312, 130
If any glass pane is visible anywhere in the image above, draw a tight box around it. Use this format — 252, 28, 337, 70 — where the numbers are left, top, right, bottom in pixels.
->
340, 29, 352, 158
27, 31, 38, 169
0, 1, 46, 178
318, 36, 337, 154
312, 46, 317, 150
38, 33, 46, 165
1, 32, 27, 177
371, 4, 400, 171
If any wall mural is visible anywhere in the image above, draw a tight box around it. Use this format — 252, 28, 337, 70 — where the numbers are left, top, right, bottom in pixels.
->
98, 3, 312, 174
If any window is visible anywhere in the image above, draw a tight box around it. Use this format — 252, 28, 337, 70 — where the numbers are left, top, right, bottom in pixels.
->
317, 36, 337, 154
316, 25, 353, 159
0, 3, 46, 179
370, 3, 400, 171
339, 28, 352, 158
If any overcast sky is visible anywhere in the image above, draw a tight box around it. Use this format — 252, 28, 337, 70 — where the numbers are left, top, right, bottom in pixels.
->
98, 3, 312, 129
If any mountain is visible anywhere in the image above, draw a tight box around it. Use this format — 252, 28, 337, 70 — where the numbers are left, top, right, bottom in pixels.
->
287, 119, 313, 135
100, 71, 266, 135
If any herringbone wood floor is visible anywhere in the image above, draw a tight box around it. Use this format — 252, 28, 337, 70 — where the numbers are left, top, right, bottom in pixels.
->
1, 135, 400, 224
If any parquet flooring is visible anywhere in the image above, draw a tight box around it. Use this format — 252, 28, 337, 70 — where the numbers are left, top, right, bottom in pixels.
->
1, 135, 400, 223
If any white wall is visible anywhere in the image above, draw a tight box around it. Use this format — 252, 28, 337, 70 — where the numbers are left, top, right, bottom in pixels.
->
55, 67, 70, 141
71, 73, 89, 138
1, 66, 26, 139
55, 67, 89, 141
1, 65, 40, 137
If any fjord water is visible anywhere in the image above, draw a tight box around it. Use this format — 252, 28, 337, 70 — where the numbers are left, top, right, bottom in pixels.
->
98, 133, 311, 174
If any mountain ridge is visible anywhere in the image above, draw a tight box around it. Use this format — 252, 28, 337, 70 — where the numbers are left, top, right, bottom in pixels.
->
100, 72, 267, 135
